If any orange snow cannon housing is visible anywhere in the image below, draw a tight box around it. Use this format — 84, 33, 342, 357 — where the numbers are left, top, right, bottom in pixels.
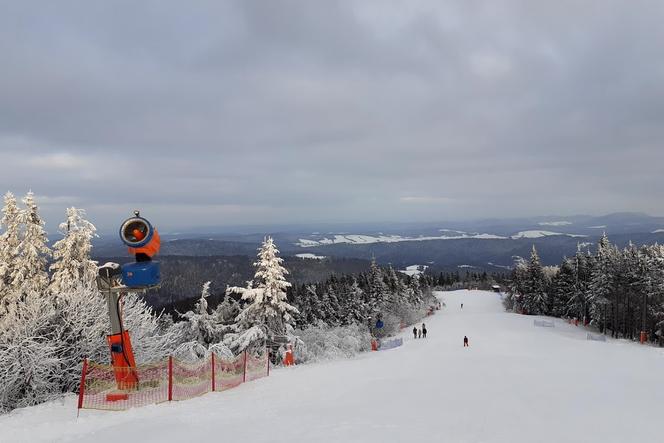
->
107, 331, 138, 390
127, 229, 161, 258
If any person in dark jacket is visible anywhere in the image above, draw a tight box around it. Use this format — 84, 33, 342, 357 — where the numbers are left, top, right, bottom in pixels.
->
422, 323, 427, 338
463, 336, 469, 347
413, 326, 418, 339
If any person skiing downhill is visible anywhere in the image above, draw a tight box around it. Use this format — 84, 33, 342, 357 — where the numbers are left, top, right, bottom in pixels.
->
413, 326, 418, 339
461, 303, 463, 310
463, 336, 469, 347
418, 329, 422, 339
422, 323, 427, 338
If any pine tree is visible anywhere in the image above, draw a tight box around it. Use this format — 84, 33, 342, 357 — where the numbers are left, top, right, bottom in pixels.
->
226, 237, 298, 353
177, 282, 226, 346
49, 207, 98, 296
11, 192, 51, 301
367, 257, 387, 312
588, 234, 615, 331
522, 246, 547, 315
0, 192, 21, 309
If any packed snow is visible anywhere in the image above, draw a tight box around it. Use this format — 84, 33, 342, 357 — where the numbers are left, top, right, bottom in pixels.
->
511, 230, 587, 239
295, 253, 327, 260
2, 290, 662, 443
296, 232, 506, 247
537, 221, 572, 226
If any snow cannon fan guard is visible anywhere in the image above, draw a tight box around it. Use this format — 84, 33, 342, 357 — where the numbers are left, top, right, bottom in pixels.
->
119, 211, 161, 288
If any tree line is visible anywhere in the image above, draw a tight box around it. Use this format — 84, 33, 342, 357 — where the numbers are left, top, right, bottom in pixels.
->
504, 234, 664, 343
0, 192, 439, 412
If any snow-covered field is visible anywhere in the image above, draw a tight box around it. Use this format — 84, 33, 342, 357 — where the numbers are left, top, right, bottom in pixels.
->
296, 232, 506, 247
2, 290, 663, 443
295, 253, 327, 260
510, 230, 587, 239
398, 264, 428, 276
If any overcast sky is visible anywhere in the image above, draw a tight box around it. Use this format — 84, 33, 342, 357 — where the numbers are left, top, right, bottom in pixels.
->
1, 1, 663, 232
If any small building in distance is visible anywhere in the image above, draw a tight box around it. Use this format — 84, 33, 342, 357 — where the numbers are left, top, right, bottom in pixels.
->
491, 285, 501, 293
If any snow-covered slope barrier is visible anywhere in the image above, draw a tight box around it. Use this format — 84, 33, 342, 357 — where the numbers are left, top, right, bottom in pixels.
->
2, 290, 662, 443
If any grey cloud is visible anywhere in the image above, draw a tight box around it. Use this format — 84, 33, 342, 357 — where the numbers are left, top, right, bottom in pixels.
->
1, 0, 663, 231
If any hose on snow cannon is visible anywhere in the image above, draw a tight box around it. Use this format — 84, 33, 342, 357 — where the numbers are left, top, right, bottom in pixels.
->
119, 211, 161, 288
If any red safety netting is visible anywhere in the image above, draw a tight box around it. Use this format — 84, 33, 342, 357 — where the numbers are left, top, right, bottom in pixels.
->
78, 348, 270, 412
171, 357, 211, 401
80, 361, 169, 411
246, 350, 269, 382
215, 353, 245, 391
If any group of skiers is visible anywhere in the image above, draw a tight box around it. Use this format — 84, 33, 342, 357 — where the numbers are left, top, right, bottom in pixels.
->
408, 303, 471, 347
412, 323, 427, 339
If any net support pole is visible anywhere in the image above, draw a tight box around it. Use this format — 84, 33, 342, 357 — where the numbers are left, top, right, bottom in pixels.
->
211, 353, 216, 392
243, 350, 247, 383
168, 355, 173, 401
77, 358, 88, 417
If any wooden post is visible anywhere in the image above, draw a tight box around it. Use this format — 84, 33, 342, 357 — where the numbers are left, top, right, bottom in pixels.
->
266, 346, 270, 376
211, 353, 216, 392
242, 350, 247, 383
168, 356, 173, 401
77, 358, 88, 416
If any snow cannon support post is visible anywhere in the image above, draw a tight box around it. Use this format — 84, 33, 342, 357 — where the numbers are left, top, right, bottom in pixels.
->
640, 331, 648, 344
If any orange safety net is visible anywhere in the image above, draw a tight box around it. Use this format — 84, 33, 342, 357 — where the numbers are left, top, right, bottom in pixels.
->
78, 349, 269, 412
80, 361, 169, 411
214, 353, 245, 391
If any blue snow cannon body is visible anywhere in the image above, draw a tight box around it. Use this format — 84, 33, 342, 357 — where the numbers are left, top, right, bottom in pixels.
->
119, 212, 161, 288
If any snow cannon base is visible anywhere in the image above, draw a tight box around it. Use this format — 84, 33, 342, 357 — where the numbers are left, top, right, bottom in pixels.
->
106, 392, 130, 402
121, 261, 160, 287
107, 331, 138, 390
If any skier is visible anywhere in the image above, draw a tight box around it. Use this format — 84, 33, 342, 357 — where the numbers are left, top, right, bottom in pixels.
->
461, 303, 463, 310
463, 336, 469, 347
422, 323, 427, 338
413, 326, 418, 339
418, 329, 422, 339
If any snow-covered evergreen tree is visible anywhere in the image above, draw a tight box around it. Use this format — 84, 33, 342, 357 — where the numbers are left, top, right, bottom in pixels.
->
226, 237, 298, 353
49, 207, 98, 296
176, 281, 227, 346
10, 192, 51, 301
366, 257, 387, 312
522, 246, 547, 315
0, 192, 21, 307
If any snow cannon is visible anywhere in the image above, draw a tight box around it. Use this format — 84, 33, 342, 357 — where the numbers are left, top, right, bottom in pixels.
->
119, 211, 161, 288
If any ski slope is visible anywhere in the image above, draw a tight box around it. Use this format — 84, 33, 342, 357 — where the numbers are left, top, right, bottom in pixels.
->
2, 290, 663, 443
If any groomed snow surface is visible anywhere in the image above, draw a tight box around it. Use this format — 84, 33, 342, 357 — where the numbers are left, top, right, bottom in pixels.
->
2, 290, 663, 443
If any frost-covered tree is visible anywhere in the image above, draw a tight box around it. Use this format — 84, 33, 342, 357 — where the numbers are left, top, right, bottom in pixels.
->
49, 207, 98, 296
588, 234, 616, 329
176, 281, 228, 346
226, 237, 298, 353
366, 257, 388, 312
521, 246, 548, 315
10, 192, 50, 301
0, 192, 21, 305
0, 291, 59, 412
